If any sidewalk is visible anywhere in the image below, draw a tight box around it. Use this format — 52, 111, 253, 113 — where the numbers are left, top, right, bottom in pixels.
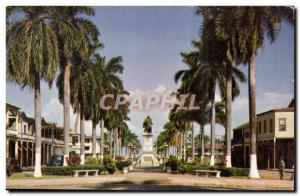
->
7, 170, 294, 191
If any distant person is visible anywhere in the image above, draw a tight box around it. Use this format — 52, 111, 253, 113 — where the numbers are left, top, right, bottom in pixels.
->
279, 157, 285, 180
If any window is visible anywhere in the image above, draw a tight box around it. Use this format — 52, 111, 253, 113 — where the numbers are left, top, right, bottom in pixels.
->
8, 118, 16, 129
85, 146, 90, 151
72, 136, 78, 145
258, 122, 261, 134
279, 118, 286, 131
269, 119, 273, 132
85, 139, 90, 143
264, 120, 267, 133
23, 125, 27, 134
245, 132, 250, 138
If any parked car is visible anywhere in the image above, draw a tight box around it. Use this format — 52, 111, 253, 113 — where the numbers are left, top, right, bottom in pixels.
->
6, 158, 22, 176
47, 155, 64, 166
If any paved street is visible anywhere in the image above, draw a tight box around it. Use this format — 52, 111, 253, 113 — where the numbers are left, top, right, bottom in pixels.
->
7, 167, 294, 191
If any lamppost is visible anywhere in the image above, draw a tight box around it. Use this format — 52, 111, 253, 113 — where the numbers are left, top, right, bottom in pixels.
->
160, 143, 168, 164
186, 145, 192, 162
128, 143, 133, 158
132, 146, 136, 159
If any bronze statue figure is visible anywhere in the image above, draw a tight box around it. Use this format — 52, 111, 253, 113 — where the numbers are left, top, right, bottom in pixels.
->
143, 116, 153, 133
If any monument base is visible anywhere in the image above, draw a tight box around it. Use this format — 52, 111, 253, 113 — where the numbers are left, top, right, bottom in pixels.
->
140, 132, 159, 167
140, 152, 159, 167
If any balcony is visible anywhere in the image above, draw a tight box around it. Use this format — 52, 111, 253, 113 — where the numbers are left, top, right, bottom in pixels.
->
232, 138, 243, 146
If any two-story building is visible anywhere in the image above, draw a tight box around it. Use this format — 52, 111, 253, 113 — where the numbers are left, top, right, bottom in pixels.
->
69, 132, 102, 158
6, 103, 64, 168
232, 123, 249, 168
232, 99, 295, 169
7, 102, 107, 167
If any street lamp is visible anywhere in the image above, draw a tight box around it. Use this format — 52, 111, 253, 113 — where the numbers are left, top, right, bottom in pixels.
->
128, 143, 134, 158
160, 143, 168, 164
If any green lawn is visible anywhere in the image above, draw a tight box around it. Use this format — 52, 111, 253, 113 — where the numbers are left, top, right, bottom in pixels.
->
8, 172, 72, 179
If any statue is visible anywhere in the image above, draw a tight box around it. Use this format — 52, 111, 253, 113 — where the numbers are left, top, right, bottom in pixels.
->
143, 116, 153, 133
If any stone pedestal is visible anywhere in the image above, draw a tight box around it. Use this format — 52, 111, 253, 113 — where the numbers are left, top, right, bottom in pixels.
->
140, 133, 159, 167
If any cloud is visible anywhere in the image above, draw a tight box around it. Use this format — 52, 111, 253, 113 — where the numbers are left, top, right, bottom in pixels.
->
42, 97, 96, 135
154, 84, 167, 93
232, 91, 293, 127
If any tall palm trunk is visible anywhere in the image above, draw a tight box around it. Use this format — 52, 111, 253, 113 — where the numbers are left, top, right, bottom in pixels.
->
109, 130, 113, 156
119, 138, 123, 156
33, 77, 42, 177
118, 136, 121, 156
210, 87, 216, 166
201, 124, 205, 164
74, 113, 80, 134
63, 61, 71, 166
225, 65, 232, 167
178, 132, 182, 159
100, 119, 104, 159
80, 113, 85, 164
191, 123, 195, 161
92, 121, 96, 157
113, 128, 117, 160
182, 130, 186, 161
248, 53, 260, 178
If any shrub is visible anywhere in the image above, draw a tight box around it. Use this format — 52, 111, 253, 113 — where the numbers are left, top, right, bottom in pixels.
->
237, 168, 249, 176
85, 157, 102, 165
66, 154, 81, 167
178, 162, 187, 175
165, 160, 170, 167
220, 167, 249, 177
105, 163, 116, 174
42, 166, 73, 176
183, 164, 218, 175
168, 156, 179, 171
115, 156, 123, 161
75, 164, 105, 174
115, 160, 131, 171
193, 156, 210, 166
202, 156, 210, 166
126, 159, 132, 166
42, 164, 105, 176
103, 154, 113, 165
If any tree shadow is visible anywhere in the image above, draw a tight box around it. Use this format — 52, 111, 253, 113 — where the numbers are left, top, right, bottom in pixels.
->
91, 178, 240, 191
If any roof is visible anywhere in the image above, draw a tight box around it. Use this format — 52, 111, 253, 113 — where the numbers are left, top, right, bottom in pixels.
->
6, 103, 20, 110
233, 122, 249, 131
288, 97, 295, 107
257, 107, 294, 116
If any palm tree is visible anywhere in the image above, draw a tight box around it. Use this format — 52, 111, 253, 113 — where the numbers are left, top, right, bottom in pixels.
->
7, 7, 60, 177
198, 7, 247, 168
57, 52, 94, 164
89, 54, 125, 159
51, 6, 100, 165
240, 7, 293, 178
210, 6, 294, 177
106, 102, 130, 159
163, 120, 181, 157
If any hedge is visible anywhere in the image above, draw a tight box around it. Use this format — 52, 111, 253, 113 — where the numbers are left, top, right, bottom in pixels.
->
75, 164, 105, 173
219, 167, 249, 177
42, 164, 105, 176
42, 166, 73, 176
183, 164, 249, 177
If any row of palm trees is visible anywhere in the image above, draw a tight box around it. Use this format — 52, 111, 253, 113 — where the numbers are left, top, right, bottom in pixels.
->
7, 6, 140, 177
157, 7, 294, 178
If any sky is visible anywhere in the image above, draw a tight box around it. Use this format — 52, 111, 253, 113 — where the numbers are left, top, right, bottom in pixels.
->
6, 7, 295, 143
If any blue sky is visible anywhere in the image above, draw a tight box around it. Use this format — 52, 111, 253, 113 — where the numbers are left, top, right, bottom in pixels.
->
6, 7, 294, 141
